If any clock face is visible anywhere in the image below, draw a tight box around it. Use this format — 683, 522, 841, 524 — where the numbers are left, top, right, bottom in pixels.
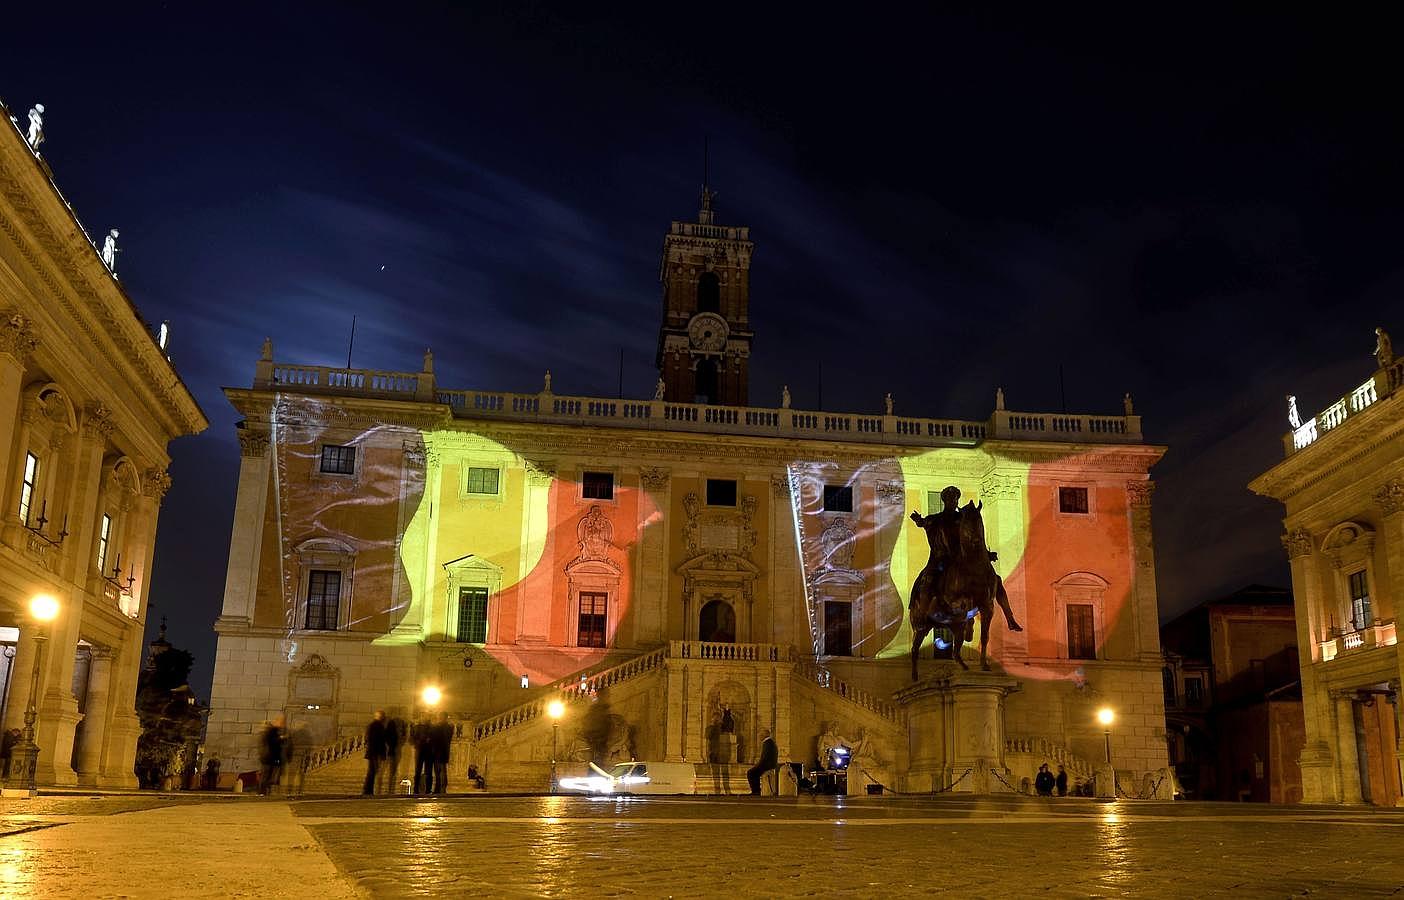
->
688, 313, 729, 352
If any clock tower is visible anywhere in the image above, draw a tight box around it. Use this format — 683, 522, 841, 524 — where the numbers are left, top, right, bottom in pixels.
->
656, 186, 754, 406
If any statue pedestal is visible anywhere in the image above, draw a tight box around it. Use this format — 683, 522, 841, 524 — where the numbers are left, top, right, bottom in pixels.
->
893, 669, 1020, 795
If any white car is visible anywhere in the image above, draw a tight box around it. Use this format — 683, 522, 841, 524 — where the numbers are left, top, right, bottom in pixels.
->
558, 761, 697, 795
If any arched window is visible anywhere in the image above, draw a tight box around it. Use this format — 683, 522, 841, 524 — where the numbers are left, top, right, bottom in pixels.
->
695, 359, 719, 405
697, 272, 721, 313
699, 598, 736, 643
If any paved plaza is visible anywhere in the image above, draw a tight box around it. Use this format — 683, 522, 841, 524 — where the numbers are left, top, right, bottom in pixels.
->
1, 793, 1402, 898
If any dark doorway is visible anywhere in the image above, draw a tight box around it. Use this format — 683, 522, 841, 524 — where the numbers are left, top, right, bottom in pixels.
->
697, 272, 721, 313
823, 601, 852, 656
699, 599, 736, 643
695, 359, 719, 405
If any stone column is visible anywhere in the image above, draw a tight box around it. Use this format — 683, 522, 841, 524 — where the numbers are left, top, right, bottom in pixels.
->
979, 471, 1027, 657
1333, 691, 1365, 804
34, 596, 81, 787
1284, 528, 1337, 803
217, 427, 272, 627
636, 467, 671, 646
1125, 481, 1162, 660
73, 647, 113, 785
0, 312, 38, 504
517, 459, 555, 643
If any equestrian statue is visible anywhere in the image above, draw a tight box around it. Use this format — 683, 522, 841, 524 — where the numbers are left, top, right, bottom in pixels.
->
908, 486, 1022, 679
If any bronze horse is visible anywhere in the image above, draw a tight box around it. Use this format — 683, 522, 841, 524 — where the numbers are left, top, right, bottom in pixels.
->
908, 500, 1022, 679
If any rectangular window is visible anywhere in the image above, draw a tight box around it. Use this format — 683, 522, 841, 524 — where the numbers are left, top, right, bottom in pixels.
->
18, 452, 39, 525
1066, 603, 1096, 659
706, 478, 737, 507
1162, 666, 1177, 708
464, 467, 500, 495
1184, 677, 1204, 707
1349, 570, 1372, 630
457, 586, 489, 643
823, 601, 853, 657
97, 513, 112, 573
319, 444, 356, 475
927, 490, 942, 514
582, 471, 614, 500
577, 591, 608, 648
1058, 486, 1089, 515
305, 570, 341, 630
823, 484, 853, 513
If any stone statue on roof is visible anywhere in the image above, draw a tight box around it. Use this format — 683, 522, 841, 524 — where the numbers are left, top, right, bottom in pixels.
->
1287, 395, 1301, 430
654, 378, 666, 401
101, 229, 120, 271
26, 104, 44, 150
1375, 327, 1394, 368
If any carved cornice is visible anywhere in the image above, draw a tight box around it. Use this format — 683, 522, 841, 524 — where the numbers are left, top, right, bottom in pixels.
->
143, 468, 172, 500
1126, 480, 1156, 509
237, 428, 270, 458
0, 171, 205, 437
82, 401, 115, 439
639, 466, 670, 491
1375, 480, 1404, 516
0, 310, 39, 361
1282, 529, 1314, 560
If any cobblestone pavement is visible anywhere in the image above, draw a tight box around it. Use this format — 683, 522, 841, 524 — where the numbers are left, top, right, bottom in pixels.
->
294, 794, 1404, 898
2, 793, 1402, 897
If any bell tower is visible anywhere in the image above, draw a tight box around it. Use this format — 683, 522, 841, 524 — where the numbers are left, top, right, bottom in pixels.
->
656, 184, 754, 406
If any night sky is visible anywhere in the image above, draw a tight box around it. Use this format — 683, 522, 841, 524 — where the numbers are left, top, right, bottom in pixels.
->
4, 6, 1399, 698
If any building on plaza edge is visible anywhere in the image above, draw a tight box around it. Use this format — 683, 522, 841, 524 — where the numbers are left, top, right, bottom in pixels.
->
0, 100, 207, 787
206, 188, 1172, 796
1250, 327, 1404, 806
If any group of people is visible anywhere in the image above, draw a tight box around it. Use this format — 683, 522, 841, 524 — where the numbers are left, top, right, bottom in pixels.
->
363, 709, 457, 795
1034, 762, 1073, 797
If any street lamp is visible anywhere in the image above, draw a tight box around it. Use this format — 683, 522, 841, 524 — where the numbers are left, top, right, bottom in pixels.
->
1097, 707, 1115, 764
7, 594, 60, 796
420, 685, 443, 708
547, 699, 565, 793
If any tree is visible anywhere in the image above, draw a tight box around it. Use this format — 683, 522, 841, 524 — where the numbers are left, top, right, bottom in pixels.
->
134, 642, 205, 789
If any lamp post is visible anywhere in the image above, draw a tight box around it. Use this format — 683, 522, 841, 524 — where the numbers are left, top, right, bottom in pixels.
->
7, 594, 60, 796
1097, 707, 1115, 764
547, 699, 565, 794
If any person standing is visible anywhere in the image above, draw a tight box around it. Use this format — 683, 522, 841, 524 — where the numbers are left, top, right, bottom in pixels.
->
430, 712, 453, 795
363, 710, 388, 796
1035, 763, 1055, 797
380, 716, 405, 795
747, 728, 779, 796
1055, 765, 1069, 797
412, 716, 434, 794
258, 715, 286, 796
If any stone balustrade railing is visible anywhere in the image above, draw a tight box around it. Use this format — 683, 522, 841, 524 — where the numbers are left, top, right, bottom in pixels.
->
250, 358, 1144, 449
1319, 619, 1397, 662
1287, 364, 1398, 456
669, 640, 783, 661
303, 732, 366, 773
791, 657, 903, 723
473, 645, 668, 742
1005, 737, 1095, 778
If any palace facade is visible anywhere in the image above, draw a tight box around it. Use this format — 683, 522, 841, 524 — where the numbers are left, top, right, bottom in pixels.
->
1250, 330, 1404, 806
0, 101, 207, 787
206, 193, 1171, 795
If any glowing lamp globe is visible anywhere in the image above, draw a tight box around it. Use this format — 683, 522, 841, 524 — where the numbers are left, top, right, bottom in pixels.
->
1096, 707, 1115, 727
421, 685, 443, 707
547, 699, 565, 720
30, 594, 60, 622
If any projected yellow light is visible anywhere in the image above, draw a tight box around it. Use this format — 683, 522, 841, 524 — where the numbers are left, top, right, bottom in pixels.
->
29, 594, 59, 622
421, 685, 443, 707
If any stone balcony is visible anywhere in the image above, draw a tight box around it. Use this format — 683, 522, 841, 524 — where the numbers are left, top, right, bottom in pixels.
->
251, 359, 1144, 450
1286, 357, 1404, 457
1318, 619, 1398, 662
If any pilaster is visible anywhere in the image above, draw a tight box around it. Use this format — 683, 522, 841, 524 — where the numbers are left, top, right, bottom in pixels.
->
218, 426, 273, 626
636, 467, 670, 645
980, 471, 1027, 657
0, 311, 37, 508
1125, 480, 1161, 659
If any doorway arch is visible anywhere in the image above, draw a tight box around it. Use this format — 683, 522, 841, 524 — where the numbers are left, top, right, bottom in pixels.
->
699, 598, 736, 643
